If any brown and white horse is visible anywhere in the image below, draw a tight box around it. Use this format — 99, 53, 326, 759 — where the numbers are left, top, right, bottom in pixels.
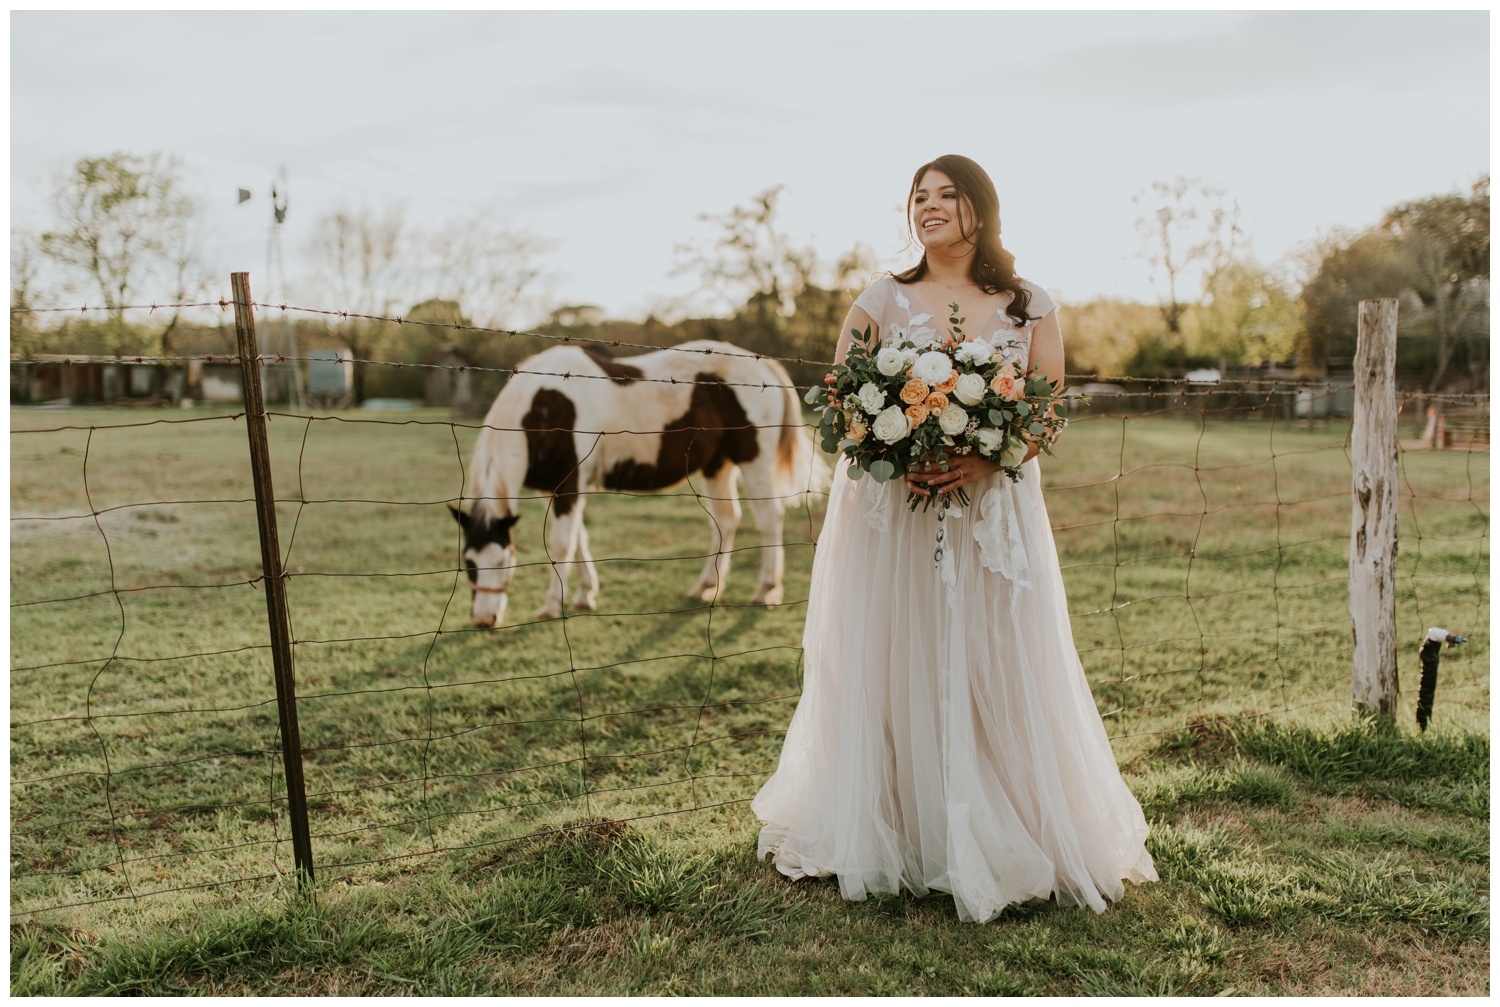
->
448, 340, 826, 627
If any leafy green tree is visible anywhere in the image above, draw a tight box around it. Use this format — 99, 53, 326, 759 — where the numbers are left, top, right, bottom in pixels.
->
672, 186, 873, 384
1193, 261, 1303, 368
1133, 178, 1242, 340
674, 185, 818, 319
11, 228, 43, 355
1380, 176, 1489, 389
1300, 177, 1488, 388
39, 152, 201, 356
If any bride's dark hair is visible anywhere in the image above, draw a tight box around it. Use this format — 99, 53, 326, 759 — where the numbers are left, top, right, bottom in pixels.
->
893, 154, 1034, 328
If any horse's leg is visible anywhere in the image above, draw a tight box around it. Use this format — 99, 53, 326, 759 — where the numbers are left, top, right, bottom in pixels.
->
570, 510, 599, 612
739, 461, 785, 607
688, 465, 741, 602
538, 496, 580, 621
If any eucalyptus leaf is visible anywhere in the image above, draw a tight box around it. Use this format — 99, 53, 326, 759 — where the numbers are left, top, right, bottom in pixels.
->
837, 438, 858, 452
1029, 422, 1045, 436
988, 409, 1005, 426
869, 459, 896, 483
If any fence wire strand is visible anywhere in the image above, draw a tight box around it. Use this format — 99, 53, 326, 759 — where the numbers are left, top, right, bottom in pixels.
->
10, 304, 1489, 921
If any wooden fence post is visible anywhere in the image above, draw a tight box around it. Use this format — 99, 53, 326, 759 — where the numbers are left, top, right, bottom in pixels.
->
232, 272, 315, 887
1349, 298, 1400, 716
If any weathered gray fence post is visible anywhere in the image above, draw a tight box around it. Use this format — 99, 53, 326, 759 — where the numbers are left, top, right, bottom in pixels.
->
1349, 298, 1400, 716
232, 271, 315, 887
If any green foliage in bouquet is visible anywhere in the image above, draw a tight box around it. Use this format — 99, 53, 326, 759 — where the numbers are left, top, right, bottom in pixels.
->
805, 304, 1070, 510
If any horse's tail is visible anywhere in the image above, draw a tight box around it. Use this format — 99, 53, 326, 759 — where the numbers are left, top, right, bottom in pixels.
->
765, 357, 829, 507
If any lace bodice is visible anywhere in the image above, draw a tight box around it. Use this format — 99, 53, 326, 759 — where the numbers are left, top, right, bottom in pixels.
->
852, 276, 1056, 362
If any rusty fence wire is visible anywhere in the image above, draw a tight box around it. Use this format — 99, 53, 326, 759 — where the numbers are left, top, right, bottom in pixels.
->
10, 295, 1490, 921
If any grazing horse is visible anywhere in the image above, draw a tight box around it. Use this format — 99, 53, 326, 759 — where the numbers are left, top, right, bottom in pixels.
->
448, 340, 826, 627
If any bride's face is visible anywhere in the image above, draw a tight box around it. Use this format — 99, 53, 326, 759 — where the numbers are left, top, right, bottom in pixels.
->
912, 169, 975, 255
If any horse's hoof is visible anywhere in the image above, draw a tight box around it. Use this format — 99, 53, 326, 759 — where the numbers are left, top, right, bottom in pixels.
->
687, 584, 721, 603
752, 586, 784, 608
535, 605, 563, 621
570, 595, 597, 612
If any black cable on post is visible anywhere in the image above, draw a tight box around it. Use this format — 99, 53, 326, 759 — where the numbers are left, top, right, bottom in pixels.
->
232, 271, 315, 890
1416, 627, 1466, 732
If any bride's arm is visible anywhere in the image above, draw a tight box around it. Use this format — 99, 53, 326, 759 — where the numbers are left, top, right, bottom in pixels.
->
1022, 309, 1066, 462
833, 306, 878, 366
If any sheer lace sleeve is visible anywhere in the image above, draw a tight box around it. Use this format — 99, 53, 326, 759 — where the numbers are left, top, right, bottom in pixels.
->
1022, 281, 1056, 324
852, 276, 892, 322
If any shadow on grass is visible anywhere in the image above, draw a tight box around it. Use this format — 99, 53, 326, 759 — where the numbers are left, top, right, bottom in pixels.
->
12, 718, 1490, 996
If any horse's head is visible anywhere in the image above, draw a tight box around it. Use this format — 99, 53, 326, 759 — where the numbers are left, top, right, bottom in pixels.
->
448, 503, 521, 627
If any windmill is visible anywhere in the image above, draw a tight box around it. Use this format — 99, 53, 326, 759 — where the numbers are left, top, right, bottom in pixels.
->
237, 169, 306, 410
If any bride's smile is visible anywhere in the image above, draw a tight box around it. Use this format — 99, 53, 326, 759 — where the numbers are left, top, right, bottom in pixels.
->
913, 173, 970, 253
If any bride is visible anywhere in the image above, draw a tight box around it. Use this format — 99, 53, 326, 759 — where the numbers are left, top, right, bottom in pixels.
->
752, 155, 1157, 923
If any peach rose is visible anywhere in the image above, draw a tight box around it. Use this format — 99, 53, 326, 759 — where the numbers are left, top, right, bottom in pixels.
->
905, 404, 929, 427
934, 372, 960, 395
990, 373, 1021, 401
900, 379, 930, 405
924, 392, 949, 413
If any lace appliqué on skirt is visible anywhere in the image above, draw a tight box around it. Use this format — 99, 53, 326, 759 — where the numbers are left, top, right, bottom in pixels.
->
972, 486, 1032, 589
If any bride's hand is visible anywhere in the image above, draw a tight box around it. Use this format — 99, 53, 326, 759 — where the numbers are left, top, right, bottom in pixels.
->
905, 450, 999, 497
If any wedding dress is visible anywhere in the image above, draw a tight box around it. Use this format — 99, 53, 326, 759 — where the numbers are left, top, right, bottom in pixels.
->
753, 276, 1157, 923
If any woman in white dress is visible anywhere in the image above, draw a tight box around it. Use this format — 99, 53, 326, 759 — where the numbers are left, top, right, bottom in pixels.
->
752, 155, 1157, 923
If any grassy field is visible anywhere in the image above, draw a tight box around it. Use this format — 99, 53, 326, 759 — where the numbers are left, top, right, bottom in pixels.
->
11, 403, 1489, 995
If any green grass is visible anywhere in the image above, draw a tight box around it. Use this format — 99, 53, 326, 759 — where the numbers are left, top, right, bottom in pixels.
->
11, 405, 1489, 994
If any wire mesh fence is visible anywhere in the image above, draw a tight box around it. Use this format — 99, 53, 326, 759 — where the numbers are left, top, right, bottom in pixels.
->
10, 291, 1489, 922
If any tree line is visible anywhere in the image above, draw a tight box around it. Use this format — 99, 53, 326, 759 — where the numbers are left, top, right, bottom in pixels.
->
12, 153, 1489, 397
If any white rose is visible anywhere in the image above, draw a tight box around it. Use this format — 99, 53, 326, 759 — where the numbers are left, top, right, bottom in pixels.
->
911, 350, 954, 385
1001, 439, 1027, 467
953, 372, 988, 406
954, 340, 993, 366
875, 347, 907, 377
870, 404, 911, 444
938, 402, 969, 436
974, 427, 1003, 455
856, 382, 886, 414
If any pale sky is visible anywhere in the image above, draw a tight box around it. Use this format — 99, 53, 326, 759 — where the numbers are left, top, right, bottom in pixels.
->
10, 10, 1490, 323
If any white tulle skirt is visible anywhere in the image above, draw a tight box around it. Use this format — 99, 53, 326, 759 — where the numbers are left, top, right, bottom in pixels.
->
753, 457, 1157, 923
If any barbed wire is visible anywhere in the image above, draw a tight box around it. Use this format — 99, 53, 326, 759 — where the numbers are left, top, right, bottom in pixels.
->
13, 345, 1493, 406
10, 310, 1488, 920
11, 301, 1493, 403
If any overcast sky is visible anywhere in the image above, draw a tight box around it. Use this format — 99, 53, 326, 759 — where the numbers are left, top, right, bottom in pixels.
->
11, 10, 1490, 322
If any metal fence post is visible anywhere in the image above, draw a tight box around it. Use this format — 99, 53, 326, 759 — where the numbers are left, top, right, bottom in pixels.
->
232, 271, 315, 887
1349, 297, 1400, 717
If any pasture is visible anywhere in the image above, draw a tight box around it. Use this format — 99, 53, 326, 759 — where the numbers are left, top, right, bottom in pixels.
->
11, 404, 1489, 995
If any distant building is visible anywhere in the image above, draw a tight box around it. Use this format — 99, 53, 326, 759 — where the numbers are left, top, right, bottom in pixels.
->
307, 348, 353, 408
11, 356, 185, 405
423, 345, 474, 410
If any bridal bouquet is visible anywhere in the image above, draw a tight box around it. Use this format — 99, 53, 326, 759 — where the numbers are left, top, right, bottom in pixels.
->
806, 303, 1068, 510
